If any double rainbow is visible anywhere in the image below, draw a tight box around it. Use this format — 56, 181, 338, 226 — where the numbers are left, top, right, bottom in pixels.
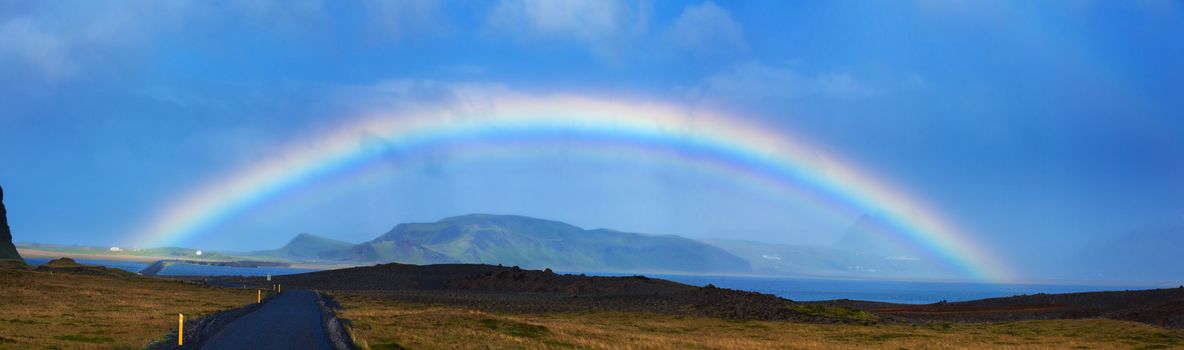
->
132, 92, 1011, 281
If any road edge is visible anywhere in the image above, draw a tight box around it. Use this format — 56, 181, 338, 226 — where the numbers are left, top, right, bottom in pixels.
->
144, 291, 279, 350
315, 291, 362, 350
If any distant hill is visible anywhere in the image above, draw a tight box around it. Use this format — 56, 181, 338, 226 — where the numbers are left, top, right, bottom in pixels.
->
349, 214, 751, 273
250, 214, 982, 278
252, 233, 354, 260
706, 234, 964, 279
832, 214, 920, 259
0, 185, 24, 262
702, 238, 857, 275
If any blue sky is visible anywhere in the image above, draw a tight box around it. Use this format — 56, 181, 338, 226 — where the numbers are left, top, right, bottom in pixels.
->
1, 1, 1182, 281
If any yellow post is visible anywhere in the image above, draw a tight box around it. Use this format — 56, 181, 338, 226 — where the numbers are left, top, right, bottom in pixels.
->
278, 284, 282, 293
178, 313, 184, 346
257, 289, 261, 303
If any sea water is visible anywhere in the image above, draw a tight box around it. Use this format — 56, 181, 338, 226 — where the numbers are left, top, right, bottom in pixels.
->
588, 272, 1145, 304
24, 257, 148, 273
155, 263, 318, 277
23, 257, 315, 277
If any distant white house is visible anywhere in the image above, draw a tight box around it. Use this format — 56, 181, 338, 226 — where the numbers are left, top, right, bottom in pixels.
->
109, 247, 123, 252
195, 250, 202, 256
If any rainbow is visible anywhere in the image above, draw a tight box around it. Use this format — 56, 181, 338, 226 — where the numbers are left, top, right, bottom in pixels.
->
132, 92, 1011, 281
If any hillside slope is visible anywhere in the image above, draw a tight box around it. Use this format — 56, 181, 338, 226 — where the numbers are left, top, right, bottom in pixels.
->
251, 233, 354, 260
352, 214, 751, 273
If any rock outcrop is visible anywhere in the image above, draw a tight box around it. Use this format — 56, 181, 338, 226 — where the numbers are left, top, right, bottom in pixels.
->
0, 185, 24, 262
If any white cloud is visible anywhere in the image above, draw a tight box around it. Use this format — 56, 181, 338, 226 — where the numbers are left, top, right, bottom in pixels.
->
361, 0, 445, 40
904, 73, 927, 89
327, 79, 511, 114
487, 0, 651, 55
689, 62, 807, 99
0, 17, 73, 79
686, 62, 878, 103
663, 1, 747, 57
816, 72, 877, 97
0, 1, 327, 82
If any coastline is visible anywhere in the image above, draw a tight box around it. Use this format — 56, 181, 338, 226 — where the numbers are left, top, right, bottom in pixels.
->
18, 248, 225, 263
18, 247, 356, 271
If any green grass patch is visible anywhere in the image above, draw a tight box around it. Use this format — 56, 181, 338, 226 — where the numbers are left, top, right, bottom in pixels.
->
370, 341, 408, 350
479, 318, 551, 338
787, 304, 879, 322
2, 318, 44, 325
53, 334, 113, 343
1122, 333, 1184, 350
926, 322, 954, 332
828, 332, 926, 343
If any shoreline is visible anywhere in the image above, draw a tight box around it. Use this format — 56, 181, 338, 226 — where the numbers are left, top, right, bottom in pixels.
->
17, 248, 217, 263
18, 247, 357, 271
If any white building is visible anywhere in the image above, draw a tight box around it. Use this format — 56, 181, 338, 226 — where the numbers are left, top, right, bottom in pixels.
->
109, 247, 123, 252
195, 250, 202, 256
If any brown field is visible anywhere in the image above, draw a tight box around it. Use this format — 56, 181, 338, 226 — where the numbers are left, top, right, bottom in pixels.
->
1, 261, 1182, 350
336, 293, 1184, 350
0, 265, 255, 350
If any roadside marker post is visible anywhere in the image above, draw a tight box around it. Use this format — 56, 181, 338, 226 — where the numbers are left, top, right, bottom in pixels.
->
178, 313, 184, 346
257, 289, 261, 303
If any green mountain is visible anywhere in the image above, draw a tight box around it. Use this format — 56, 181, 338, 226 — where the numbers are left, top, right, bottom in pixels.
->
253, 233, 354, 260
352, 214, 751, 273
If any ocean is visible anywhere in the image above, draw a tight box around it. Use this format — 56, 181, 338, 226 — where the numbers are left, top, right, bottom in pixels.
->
628, 273, 1142, 304
23, 257, 316, 277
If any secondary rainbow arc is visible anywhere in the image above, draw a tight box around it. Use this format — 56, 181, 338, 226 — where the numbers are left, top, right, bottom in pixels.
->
132, 93, 1012, 281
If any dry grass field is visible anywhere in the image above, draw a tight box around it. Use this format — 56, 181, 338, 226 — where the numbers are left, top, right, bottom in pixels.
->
336, 294, 1184, 350
0, 264, 255, 350
1, 261, 1181, 350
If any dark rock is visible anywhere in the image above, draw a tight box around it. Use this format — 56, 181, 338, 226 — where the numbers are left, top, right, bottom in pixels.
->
42, 257, 80, 267
262, 263, 873, 324
36, 257, 136, 277
0, 185, 24, 262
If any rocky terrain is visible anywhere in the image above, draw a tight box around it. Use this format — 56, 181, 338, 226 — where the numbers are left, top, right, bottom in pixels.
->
0, 185, 24, 262
34, 257, 137, 277
252, 263, 877, 324
251, 262, 1184, 329
821, 286, 1184, 328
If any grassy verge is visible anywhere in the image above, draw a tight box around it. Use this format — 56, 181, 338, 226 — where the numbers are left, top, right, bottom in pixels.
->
336, 293, 1184, 350
0, 265, 256, 349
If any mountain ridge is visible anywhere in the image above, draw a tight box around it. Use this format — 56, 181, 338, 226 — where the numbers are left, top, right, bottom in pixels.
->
352, 214, 751, 273
250, 233, 353, 260
249, 214, 978, 278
